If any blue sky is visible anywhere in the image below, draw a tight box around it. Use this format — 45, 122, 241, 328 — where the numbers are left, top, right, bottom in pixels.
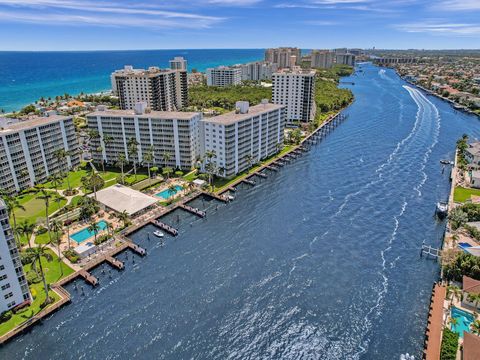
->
0, 0, 479, 50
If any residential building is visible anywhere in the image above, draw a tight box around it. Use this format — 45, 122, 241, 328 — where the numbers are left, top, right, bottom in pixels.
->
335, 53, 356, 67
311, 50, 335, 69
465, 141, 480, 166
206, 66, 242, 87
86, 104, 201, 170
111, 64, 188, 111
238, 61, 278, 81
265, 47, 302, 69
272, 69, 316, 122
0, 114, 80, 193
0, 199, 30, 313
169, 56, 187, 71
200, 101, 286, 178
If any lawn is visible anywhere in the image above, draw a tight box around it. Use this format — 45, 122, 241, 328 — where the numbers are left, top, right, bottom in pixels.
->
454, 186, 480, 203
0, 249, 73, 337
14, 191, 67, 224
35, 230, 62, 245
43, 165, 122, 190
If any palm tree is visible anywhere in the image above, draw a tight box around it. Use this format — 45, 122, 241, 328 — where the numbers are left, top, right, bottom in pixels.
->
54, 149, 71, 191
102, 135, 114, 169
162, 166, 173, 180
471, 320, 480, 335
88, 220, 100, 245
4, 196, 25, 248
162, 151, 172, 169
244, 154, 255, 172
116, 153, 127, 184
97, 145, 105, 173
18, 221, 35, 249
36, 189, 53, 243
127, 138, 139, 179
118, 210, 130, 228
168, 184, 178, 198
50, 219, 64, 276
467, 293, 480, 309
143, 145, 154, 179
447, 285, 462, 305
48, 173, 63, 196
106, 221, 113, 237
25, 245, 53, 306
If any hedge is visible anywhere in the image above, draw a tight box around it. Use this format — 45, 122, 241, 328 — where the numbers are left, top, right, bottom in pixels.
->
440, 328, 459, 360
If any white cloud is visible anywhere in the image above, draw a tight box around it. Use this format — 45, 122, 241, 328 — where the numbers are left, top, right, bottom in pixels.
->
395, 21, 480, 35
437, 0, 480, 11
0, 0, 224, 29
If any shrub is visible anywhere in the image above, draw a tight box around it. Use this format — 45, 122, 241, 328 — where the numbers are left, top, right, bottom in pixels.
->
63, 249, 79, 264
0, 311, 12, 324
443, 252, 480, 281
440, 328, 458, 360
36, 226, 48, 235
94, 234, 109, 245
26, 270, 42, 285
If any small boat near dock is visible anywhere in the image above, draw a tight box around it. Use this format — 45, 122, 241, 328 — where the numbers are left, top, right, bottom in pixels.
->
435, 202, 448, 218
153, 230, 164, 238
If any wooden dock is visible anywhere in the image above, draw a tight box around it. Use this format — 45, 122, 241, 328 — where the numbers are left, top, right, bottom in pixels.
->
0, 237, 145, 345
179, 204, 206, 218
151, 219, 179, 236
423, 284, 446, 360
242, 178, 256, 186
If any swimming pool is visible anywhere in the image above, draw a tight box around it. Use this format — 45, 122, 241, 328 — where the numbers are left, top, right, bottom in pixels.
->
458, 242, 472, 252
450, 306, 474, 338
155, 185, 183, 200
70, 220, 108, 244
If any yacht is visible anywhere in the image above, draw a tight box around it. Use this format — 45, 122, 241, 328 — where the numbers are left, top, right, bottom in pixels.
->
154, 230, 165, 238
436, 202, 448, 218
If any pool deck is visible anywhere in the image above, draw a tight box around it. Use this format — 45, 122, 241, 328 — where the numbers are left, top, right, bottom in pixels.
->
423, 283, 446, 360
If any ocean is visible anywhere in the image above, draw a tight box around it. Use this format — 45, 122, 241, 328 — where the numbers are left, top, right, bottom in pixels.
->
0, 49, 264, 113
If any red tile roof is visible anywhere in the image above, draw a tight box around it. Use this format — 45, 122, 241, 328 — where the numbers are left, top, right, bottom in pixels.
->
463, 276, 480, 295
463, 332, 480, 360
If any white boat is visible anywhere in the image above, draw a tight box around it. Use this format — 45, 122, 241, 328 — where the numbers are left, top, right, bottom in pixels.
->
153, 230, 164, 238
436, 202, 448, 217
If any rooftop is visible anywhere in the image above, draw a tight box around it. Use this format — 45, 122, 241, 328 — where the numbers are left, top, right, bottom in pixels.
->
0, 114, 71, 135
202, 102, 284, 125
273, 68, 316, 76
466, 142, 480, 157
88, 184, 157, 216
463, 332, 480, 360
87, 109, 200, 120
463, 275, 480, 294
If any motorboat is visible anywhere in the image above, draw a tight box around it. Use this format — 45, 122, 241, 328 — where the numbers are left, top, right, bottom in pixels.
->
153, 230, 164, 238
440, 159, 453, 165
436, 202, 448, 218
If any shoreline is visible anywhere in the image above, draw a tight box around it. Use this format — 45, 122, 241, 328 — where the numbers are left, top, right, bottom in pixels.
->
394, 69, 480, 118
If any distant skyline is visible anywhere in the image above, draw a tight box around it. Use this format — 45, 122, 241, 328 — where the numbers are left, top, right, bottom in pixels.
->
0, 0, 479, 51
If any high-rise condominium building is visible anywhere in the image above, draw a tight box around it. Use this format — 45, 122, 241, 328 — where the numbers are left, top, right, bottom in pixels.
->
272, 69, 316, 123
311, 50, 335, 69
86, 104, 201, 170
0, 114, 80, 193
0, 199, 31, 312
265, 47, 302, 69
111, 63, 188, 112
169, 56, 188, 71
200, 101, 286, 178
238, 61, 278, 81
335, 54, 356, 67
206, 66, 242, 87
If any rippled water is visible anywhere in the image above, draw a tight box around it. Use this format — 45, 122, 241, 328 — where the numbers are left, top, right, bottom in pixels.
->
2, 63, 480, 359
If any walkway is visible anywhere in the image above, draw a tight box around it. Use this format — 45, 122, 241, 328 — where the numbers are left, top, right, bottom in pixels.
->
423, 284, 447, 360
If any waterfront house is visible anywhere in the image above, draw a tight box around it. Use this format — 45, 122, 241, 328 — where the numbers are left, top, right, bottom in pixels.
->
463, 332, 480, 360
461, 275, 480, 310
465, 142, 480, 166
469, 170, 480, 189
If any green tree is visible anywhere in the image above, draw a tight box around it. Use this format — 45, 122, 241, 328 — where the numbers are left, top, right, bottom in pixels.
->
162, 151, 172, 168
36, 189, 53, 243
127, 138, 139, 179
143, 145, 154, 179
50, 219, 64, 276
18, 220, 35, 249
3, 196, 25, 248
116, 153, 128, 184
25, 245, 53, 306
162, 166, 173, 179
81, 172, 105, 200
88, 220, 100, 245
